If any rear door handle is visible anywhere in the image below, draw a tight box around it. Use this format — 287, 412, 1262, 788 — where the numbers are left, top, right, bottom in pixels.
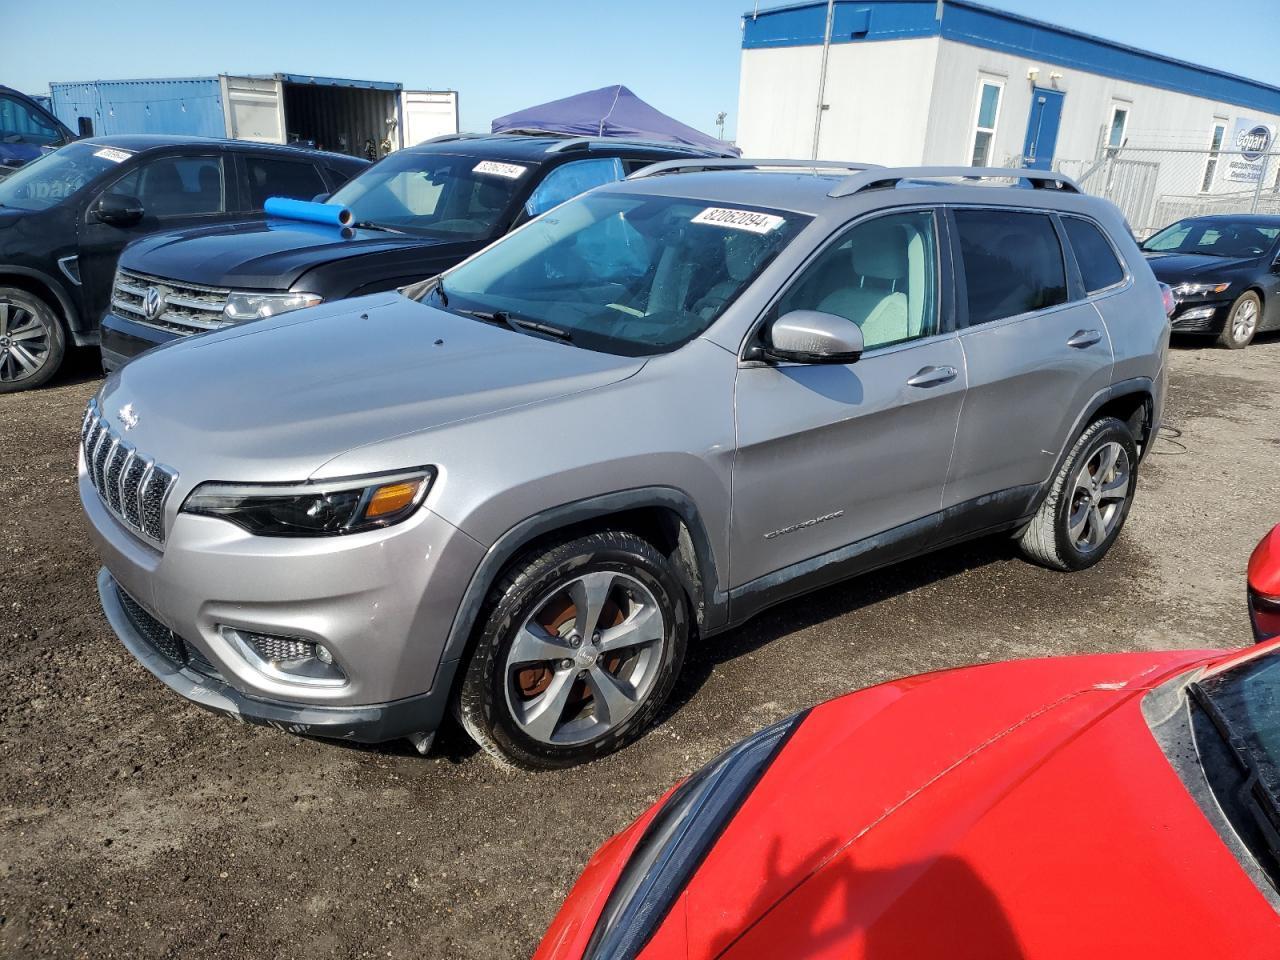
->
906, 365, 958, 388
1067, 329, 1103, 349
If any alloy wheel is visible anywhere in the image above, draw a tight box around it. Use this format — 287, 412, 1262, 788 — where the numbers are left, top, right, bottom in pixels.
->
1067, 441, 1131, 553
1232, 297, 1259, 343
0, 298, 52, 384
504, 570, 667, 746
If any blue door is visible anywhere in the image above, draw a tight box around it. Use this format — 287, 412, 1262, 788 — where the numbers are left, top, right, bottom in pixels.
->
1022, 87, 1065, 170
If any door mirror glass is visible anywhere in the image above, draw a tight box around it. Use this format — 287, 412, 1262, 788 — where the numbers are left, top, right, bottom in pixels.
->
765, 310, 864, 364
94, 193, 144, 227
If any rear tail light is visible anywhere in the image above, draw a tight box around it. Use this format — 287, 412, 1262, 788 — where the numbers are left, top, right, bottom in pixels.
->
1247, 525, 1280, 642
1159, 282, 1176, 317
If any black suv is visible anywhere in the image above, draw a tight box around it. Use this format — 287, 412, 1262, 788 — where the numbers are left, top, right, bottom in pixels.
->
99, 133, 734, 369
0, 136, 366, 391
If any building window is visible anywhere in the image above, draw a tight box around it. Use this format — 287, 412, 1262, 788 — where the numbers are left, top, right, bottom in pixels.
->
969, 79, 1004, 167
1201, 120, 1227, 193
1106, 105, 1129, 156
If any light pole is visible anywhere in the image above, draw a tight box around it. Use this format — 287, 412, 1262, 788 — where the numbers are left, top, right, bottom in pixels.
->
811, 0, 835, 160
716, 111, 727, 142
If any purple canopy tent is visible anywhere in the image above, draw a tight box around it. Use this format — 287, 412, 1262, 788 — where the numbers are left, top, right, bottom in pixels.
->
491, 85, 738, 156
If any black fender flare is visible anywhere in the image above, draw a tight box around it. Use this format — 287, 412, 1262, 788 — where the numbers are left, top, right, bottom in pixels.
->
0, 265, 83, 336
1023, 376, 1155, 519
429, 486, 726, 700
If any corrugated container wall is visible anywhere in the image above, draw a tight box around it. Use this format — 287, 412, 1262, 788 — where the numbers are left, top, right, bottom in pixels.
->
50, 78, 225, 139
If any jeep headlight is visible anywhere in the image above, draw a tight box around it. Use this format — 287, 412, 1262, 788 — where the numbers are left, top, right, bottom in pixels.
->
222, 290, 323, 322
584, 712, 807, 960
182, 469, 433, 536
1171, 281, 1231, 298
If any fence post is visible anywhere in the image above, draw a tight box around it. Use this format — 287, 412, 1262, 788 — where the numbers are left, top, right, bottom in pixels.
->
1250, 156, 1269, 213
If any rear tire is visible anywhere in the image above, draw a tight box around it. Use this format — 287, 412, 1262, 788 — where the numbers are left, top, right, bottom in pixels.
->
1216, 291, 1261, 349
0, 287, 65, 393
455, 531, 688, 770
1018, 417, 1138, 571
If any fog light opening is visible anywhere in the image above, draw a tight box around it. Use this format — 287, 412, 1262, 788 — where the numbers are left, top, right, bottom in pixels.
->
220, 626, 348, 687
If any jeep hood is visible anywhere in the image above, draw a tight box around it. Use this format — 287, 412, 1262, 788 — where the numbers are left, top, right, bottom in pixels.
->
119, 217, 468, 289
97, 294, 645, 483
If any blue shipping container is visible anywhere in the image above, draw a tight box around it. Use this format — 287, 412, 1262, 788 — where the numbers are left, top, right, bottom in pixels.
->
50, 78, 226, 138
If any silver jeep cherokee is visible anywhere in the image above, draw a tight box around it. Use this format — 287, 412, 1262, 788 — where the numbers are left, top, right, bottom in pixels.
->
80, 161, 1168, 769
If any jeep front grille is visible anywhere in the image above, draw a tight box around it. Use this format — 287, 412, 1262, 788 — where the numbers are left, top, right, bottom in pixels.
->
82, 399, 177, 547
111, 267, 232, 336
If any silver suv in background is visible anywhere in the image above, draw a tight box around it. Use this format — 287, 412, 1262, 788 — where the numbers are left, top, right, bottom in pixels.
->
80, 162, 1168, 769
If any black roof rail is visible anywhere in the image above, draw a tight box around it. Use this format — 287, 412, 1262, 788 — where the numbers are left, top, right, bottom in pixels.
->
417, 132, 488, 145
827, 166, 1082, 198
627, 158, 882, 180
547, 136, 738, 158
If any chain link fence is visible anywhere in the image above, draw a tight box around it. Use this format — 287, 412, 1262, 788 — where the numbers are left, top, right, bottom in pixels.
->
1055, 146, 1280, 238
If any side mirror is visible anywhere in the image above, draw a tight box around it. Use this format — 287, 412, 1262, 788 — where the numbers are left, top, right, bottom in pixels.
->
94, 194, 144, 227
760, 310, 864, 364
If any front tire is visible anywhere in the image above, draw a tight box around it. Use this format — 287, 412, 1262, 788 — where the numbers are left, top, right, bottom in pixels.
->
1018, 417, 1138, 571
0, 287, 65, 393
456, 531, 688, 770
1217, 291, 1261, 349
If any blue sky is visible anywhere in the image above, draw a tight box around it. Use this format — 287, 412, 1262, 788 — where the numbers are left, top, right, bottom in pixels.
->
7, 0, 1279, 138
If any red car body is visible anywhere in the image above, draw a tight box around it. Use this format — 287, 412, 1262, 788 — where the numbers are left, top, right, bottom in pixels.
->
538, 526, 1280, 960
1249, 525, 1280, 641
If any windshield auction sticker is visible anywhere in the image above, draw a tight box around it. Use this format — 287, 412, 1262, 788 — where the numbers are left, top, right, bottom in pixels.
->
93, 148, 133, 164
691, 207, 785, 234
473, 160, 527, 179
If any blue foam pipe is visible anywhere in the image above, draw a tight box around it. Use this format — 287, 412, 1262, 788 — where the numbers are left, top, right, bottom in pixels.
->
263, 196, 353, 227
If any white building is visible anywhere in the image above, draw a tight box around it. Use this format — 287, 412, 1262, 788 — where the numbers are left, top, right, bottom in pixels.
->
736, 1, 1280, 229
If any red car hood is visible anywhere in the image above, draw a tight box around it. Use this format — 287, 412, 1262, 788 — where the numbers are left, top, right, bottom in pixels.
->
667, 649, 1280, 959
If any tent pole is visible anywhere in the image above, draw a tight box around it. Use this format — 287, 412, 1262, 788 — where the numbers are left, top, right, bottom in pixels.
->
811, 0, 835, 160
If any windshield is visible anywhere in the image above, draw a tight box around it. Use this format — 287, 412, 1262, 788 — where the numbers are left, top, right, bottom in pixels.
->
328, 151, 527, 238
425, 192, 808, 356
1143, 218, 1280, 258
0, 142, 131, 211
1190, 650, 1280, 885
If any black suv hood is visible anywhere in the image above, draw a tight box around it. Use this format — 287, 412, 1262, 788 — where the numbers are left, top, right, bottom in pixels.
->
118, 218, 473, 290
1143, 250, 1258, 281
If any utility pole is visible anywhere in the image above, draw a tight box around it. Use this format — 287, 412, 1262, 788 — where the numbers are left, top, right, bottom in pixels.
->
811, 0, 835, 160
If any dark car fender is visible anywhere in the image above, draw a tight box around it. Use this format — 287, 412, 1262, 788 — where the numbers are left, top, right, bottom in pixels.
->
0, 263, 87, 343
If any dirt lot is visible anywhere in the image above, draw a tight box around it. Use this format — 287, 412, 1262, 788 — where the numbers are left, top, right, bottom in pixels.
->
2, 337, 1278, 959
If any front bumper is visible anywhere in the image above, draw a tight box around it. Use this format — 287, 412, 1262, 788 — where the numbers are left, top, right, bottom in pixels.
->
1168, 299, 1229, 334
98, 568, 446, 743
81, 462, 486, 743
100, 310, 184, 371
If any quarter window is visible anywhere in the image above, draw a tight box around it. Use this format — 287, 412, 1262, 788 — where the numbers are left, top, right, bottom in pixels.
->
969, 80, 1004, 167
954, 209, 1067, 325
777, 210, 939, 350
1063, 217, 1125, 294
245, 157, 327, 207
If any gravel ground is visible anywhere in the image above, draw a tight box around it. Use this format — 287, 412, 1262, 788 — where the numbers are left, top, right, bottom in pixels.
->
2, 336, 1278, 959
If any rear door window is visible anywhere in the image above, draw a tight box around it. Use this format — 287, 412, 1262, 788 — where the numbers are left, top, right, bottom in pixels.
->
244, 156, 327, 207
953, 209, 1067, 325
1063, 217, 1126, 294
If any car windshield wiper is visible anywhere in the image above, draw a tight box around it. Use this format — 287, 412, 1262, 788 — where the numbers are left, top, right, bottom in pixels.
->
351, 220, 404, 234
454, 307, 572, 342
1188, 681, 1280, 865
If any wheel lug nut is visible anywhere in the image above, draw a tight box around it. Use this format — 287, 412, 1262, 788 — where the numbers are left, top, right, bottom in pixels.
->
569, 634, 581, 647
559, 659, 572, 669
592, 632, 601, 643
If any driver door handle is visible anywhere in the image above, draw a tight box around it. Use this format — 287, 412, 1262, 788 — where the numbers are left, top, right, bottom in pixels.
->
906, 365, 958, 388
1067, 329, 1103, 349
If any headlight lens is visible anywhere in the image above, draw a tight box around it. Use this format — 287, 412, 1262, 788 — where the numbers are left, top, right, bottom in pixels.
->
585, 712, 807, 960
223, 290, 323, 322
1171, 281, 1231, 298
182, 468, 433, 536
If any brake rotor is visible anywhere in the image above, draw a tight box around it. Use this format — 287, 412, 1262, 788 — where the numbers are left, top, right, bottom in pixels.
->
514, 588, 628, 702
